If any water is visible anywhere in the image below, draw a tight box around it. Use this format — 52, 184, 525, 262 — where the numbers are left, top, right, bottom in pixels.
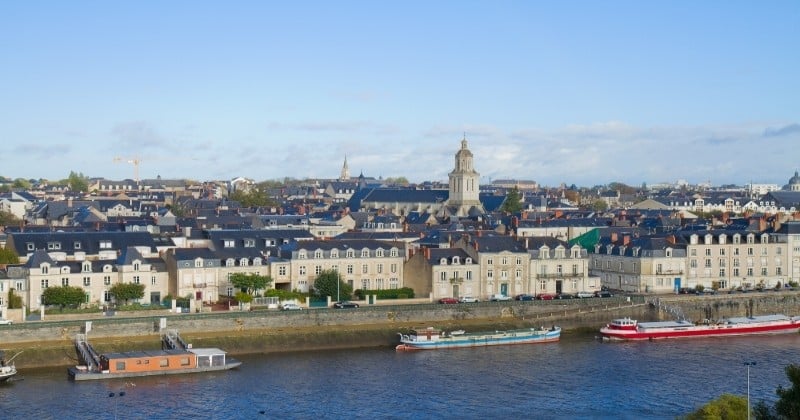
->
2, 332, 799, 419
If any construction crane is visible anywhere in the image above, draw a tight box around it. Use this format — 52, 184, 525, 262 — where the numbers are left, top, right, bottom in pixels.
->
113, 156, 142, 183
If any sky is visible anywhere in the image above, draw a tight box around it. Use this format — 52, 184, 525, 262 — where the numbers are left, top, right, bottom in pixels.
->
1, 1, 799, 188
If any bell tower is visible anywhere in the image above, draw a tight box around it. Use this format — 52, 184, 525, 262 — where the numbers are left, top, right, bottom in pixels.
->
447, 136, 484, 216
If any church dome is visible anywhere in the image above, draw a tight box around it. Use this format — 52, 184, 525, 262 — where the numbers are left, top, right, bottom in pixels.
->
785, 170, 800, 191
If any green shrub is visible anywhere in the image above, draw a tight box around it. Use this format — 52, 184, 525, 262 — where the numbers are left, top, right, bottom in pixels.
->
354, 287, 415, 299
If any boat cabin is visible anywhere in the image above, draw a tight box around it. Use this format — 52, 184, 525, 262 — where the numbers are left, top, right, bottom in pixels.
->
607, 318, 638, 330
100, 349, 196, 374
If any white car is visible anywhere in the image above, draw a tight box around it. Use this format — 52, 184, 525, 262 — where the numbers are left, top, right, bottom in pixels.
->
281, 303, 302, 311
458, 296, 479, 303
576, 291, 594, 298
489, 294, 511, 301
0, 319, 12, 325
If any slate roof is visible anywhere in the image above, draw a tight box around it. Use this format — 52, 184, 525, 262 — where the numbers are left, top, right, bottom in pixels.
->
425, 248, 475, 265
8, 231, 158, 256
361, 188, 449, 204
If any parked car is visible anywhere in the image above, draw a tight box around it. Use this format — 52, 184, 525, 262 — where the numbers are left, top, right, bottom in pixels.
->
514, 294, 535, 301
594, 291, 613, 298
576, 291, 594, 298
333, 301, 359, 309
489, 294, 512, 301
281, 302, 303, 311
0, 319, 12, 325
555, 293, 575, 300
458, 296, 479, 303
438, 297, 459, 304
536, 293, 556, 300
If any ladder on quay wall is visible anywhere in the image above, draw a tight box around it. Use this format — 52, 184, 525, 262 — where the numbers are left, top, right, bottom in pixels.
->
75, 334, 102, 372
162, 329, 188, 350
648, 298, 687, 321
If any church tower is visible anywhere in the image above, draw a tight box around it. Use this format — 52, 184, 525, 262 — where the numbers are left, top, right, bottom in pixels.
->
339, 156, 350, 181
447, 136, 484, 217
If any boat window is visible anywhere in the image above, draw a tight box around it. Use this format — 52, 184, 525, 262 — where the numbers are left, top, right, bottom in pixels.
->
160, 359, 169, 367
116, 362, 126, 371
181, 357, 191, 366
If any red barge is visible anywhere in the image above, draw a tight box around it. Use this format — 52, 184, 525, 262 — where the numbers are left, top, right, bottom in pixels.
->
600, 314, 800, 341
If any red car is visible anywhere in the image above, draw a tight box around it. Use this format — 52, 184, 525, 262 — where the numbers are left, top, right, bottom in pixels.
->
536, 293, 556, 300
438, 297, 459, 304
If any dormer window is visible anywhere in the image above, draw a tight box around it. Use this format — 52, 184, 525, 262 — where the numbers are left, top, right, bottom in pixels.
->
666, 248, 672, 257
61, 266, 70, 274
314, 250, 323, 259
244, 239, 255, 248
346, 249, 355, 258
690, 235, 698, 245
226, 258, 235, 267
239, 258, 249, 266
47, 242, 61, 250
253, 258, 262, 266
733, 234, 741, 244
26, 243, 35, 251
452, 256, 460, 264
704, 234, 712, 245
376, 249, 384, 257
223, 239, 235, 248
760, 234, 768, 244
99, 240, 113, 249
133, 262, 140, 271
719, 234, 727, 245
298, 251, 307, 259
465, 258, 473, 264
440, 258, 448, 265
74, 241, 82, 250
41, 264, 49, 274
330, 249, 339, 258
82, 262, 91, 272
195, 258, 203, 268
361, 249, 370, 258
747, 234, 755, 244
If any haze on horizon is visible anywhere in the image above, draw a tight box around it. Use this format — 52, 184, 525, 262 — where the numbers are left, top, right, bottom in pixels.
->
1, 2, 798, 188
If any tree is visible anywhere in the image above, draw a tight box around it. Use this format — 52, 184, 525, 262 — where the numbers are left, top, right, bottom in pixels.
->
66, 171, 89, 192
774, 364, 800, 419
591, 200, 608, 212
229, 273, 272, 296
313, 269, 352, 301
109, 282, 146, 305
499, 187, 523, 213
0, 210, 20, 226
12, 178, 31, 189
0, 246, 19, 264
42, 286, 87, 310
683, 393, 747, 420
6, 288, 23, 309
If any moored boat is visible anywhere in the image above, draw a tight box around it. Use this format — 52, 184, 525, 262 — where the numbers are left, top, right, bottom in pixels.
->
396, 326, 560, 351
600, 314, 800, 341
0, 351, 22, 383
68, 331, 241, 381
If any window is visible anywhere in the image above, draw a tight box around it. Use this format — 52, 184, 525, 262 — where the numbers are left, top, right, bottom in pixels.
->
104, 276, 111, 285
62, 278, 69, 286
572, 264, 578, 275
244, 239, 255, 248
466, 271, 472, 280
104, 290, 111, 302
346, 249, 355, 258
47, 242, 61, 250
487, 270, 493, 279
330, 250, 339, 258
747, 268, 753, 276
465, 258, 472, 264
346, 264, 354, 274
315, 265, 322, 275
194, 259, 203, 268
133, 276, 140, 284
516, 257, 523, 265
361, 249, 370, 258
390, 263, 397, 273
777, 267, 782, 275
705, 249, 711, 256
376, 249, 384, 257
299, 266, 306, 275
390, 249, 398, 257
181, 358, 190, 366
100, 240, 113, 249
42, 265, 49, 275
83, 277, 91, 286
691, 249, 697, 257
557, 265, 563, 274
361, 279, 369, 290
377, 264, 383, 274
719, 248, 726, 256
278, 266, 286, 276
690, 259, 697, 268
704, 259, 711, 268
116, 362, 126, 371
151, 276, 157, 286
487, 258, 493, 265
761, 267, 768, 276
733, 268, 740, 277
440, 272, 447, 281
515, 269, 522, 279
223, 240, 235, 248
298, 251, 307, 259
500, 270, 508, 279
719, 268, 726, 277
41, 279, 49, 289
719, 259, 726, 267
362, 264, 368, 274
501, 257, 508, 265
26, 243, 35, 251
314, 250, 323, 259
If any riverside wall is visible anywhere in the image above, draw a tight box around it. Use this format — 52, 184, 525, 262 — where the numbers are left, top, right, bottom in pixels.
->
3, 291, 800, 369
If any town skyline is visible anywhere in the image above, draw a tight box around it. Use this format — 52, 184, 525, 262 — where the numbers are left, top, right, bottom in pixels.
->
2, 2, 798, 186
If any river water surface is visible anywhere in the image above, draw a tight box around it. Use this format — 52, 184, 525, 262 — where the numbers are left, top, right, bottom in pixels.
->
2, 332, 799, 419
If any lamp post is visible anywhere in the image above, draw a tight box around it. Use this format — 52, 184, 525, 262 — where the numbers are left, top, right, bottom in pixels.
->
744, 361, 756, 420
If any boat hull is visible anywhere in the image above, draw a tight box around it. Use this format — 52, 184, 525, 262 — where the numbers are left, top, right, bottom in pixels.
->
396, 328, 560, 351
600, 315, 800, 341
68, 359, 242, 381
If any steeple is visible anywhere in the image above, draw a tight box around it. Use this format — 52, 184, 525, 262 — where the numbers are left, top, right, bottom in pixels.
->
447, 135, 485, 217
340, 155, 350, 181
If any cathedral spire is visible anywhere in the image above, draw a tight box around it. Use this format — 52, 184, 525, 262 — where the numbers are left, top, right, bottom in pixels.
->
340, 155, 350, 180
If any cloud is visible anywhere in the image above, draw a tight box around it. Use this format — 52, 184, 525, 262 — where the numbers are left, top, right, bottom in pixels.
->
12, 143, 72, 159
110, 121, 165, 150
763, 123, 800, 137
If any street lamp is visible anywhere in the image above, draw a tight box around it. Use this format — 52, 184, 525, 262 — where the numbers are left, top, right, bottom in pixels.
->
744, 361, 756, 420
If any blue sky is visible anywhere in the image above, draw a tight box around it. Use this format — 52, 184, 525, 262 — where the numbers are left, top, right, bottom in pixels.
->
2, 1, 798, 187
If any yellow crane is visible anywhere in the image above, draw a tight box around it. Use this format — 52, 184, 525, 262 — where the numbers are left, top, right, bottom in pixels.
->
113, 156, 142, 182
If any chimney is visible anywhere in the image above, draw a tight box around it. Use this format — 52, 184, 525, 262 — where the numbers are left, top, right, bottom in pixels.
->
473, 241, 479, 251
666, 235, 676, 244
424, 247, 430, 259
623, 235, 630, 246
525, 237, 529, 249
611, 232, 618, 243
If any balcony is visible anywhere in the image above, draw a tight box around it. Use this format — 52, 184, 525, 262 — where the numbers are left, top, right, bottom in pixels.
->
655, 270, 684, 275
536, 272, 585, 279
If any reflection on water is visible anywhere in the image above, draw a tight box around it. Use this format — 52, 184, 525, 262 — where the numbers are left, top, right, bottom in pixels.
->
2, 332, 799, 419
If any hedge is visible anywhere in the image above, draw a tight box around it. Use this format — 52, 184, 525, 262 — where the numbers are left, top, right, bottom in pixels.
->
354, 287, 415, 300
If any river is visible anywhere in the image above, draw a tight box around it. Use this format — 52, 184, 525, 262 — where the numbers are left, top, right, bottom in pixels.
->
2, 332, 798, 419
